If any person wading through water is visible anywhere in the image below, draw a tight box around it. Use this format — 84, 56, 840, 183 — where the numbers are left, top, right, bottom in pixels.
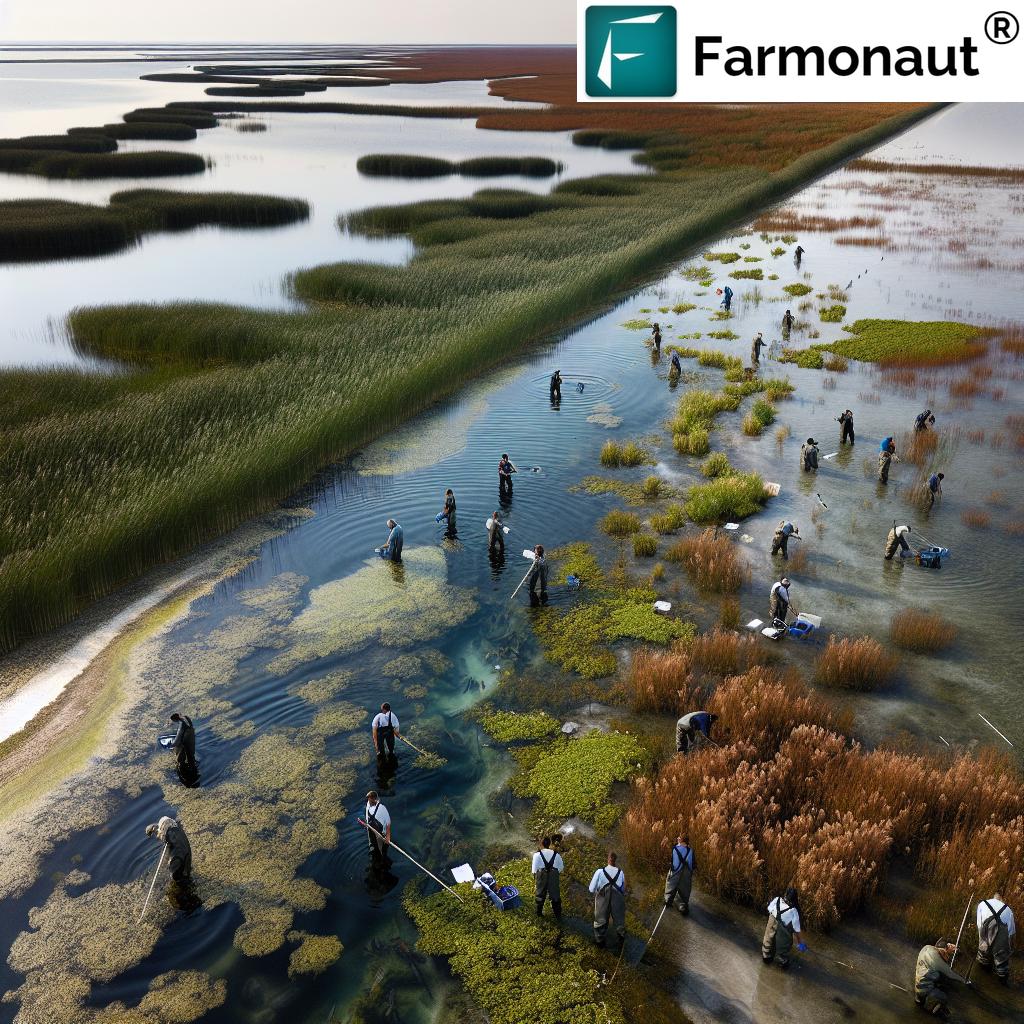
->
884, 523, 912, 560
976, 894, 1015, 984
532, 836, 563, 920
498, 454, 516, 500
914, 940, 970, 1018
365, 790, 392, 858
381, 518, 403, 561
664, 835, 695, 915
770, 520, 800, 560
650, 323, 662, 352
800, 437, 819, 472
769, 577, 792, 625
488, 510, 505, 555
439, 488, 457, 537
927, 472, 944, 509
837, 409, 855, 445
145, 815, 192, 881
751, 331, 765, 366
590, 851, 626, 948
782, 309, 794, 335
549, 370, 562, 402
878, 436, 898, 484
372, 702, 400, 759
528, 544, 548, 607
762, 887, 807, 968
169, 712, 198, 786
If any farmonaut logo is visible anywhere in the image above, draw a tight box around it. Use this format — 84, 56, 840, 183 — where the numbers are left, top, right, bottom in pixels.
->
584, 6, 677, 96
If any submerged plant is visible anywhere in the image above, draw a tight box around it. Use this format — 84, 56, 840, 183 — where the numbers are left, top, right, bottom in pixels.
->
480, 710, 561, 743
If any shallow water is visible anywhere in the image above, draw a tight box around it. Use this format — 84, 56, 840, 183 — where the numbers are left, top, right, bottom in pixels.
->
1, 68, 1023, 1024
0, 51, 637, 367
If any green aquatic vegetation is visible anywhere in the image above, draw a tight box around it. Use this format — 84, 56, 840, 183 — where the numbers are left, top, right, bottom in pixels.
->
0, 149, 207, 179
603, 601, 694, 646
599, 439, 652, 467
286, 931, 344, 977
739, 243, 751, 250
751, 399, 776, 426
707, 329, 739, 340
480, 709, 561, 743
782, 282, 813, 296
511, 731, 649, 826
676, 331, 702, 340
763, 377, 795, 400
780, 234, 797, 243
704, 251, 741, 264
767, 273, 779, 280
573, 476, 675, 505
380, 653, 428, 679
672, 429, 710, 456
819, 303, 847, 323
779, 346, 826, 369
671, 302, 696, 314
632, 533, 658, 557
267, 547, 477, 674
681, 264, 715, 282
404, 861, 630, 1024
621, 318, 652, 330
824, 318, 988, 365
650, 504, 687, 533
672, 389, 740, 434
309, 702, 367, 738
729, 268, 763, 280
697, 349, 741, 370
548, 543, 606, 588
601, 509, 642, 537
136, 971, 228, 1021
357, 154, 562, 178
685, 472, 767, 524
709, 309, 733, 321
701, 452, 734, 477
533, 603, 618, 678
770, 246, 786, 256
293, 670, 354, 705
743, 256, 763, 262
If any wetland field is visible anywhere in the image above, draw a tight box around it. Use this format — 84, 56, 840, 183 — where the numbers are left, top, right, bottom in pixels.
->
0, 43, 1023, 1024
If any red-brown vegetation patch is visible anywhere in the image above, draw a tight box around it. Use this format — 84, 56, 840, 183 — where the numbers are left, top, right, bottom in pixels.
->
815, 636, 898, 690
889, 609, 957, 653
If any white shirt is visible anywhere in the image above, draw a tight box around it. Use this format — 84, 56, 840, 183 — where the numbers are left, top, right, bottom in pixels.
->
977, 898, 1016, 937
589, 866, 625, 893
372, 711, 399, 732
365, 802, 391, 832
771, 582, 791, 603
532, 851, 564, 874
894, 525, 911, 538
767, 897, 801, 933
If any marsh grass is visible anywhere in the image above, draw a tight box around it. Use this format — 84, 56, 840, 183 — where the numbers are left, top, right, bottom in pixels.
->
889, 609, 957, 652
600, 439, 651, 468
700, 452, 732, 478
0, 133, 117, 153
357, 154, 561, 178
815, 636, 897, 690
685, 473, 765, 524
665, 529, 748, 593
650, 505, 687, 534
71, 122, 199, 141
632, 533, 658, 557
961, 508, 991, 527
0, 149, 207, 179
601, 509, 642, 537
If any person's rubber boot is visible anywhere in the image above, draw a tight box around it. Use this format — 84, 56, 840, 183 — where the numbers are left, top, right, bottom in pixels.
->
997, 973, 1009, 986
680, 901, 689, 916
594, 936, 605, 949
761, 956, 773, 965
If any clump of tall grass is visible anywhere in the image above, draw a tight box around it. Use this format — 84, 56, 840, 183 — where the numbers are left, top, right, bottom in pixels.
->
685, 473, 766, 524
697, 349, 742, 370
0, 149, 207, 179
124, 107, 219, 128
632, 533, 658, 557
890, 609, 957, 652
700, 452, 732, 478
625, 646, 700, 714
672, 429, 710, 456
650, 505, 687, 534
780, 347, 825, 369
641, 474, 662, 498
815, 636, 897, 690
236, 121, 268, 133
665, 529, 748, 593
819, 304, 846, 323
601, 509, 642, 536
961, 508, 991, 527
742, 399, 776, 435
823, 353, 848, 372
600, 439, 651, 467
71, 122, 199, 141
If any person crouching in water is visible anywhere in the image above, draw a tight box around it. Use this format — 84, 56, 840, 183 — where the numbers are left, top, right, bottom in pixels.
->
914, 940, 969, 1018
762, 887, 807, 968
878, 437, 897, 483
770, 520, 799, 560
676, 711, 717, 753
884, 523, 912, 560
145, 815, 192, 882
381, 518, 403, 561
528, 544, 548, 606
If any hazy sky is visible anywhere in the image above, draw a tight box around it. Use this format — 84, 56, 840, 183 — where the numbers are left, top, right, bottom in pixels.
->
0, 1, 576, 43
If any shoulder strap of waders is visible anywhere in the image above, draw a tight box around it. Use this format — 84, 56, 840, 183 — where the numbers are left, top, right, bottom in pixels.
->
602, 867, 622, 892
541, 851, 555, 872
983, 900, 1008, 925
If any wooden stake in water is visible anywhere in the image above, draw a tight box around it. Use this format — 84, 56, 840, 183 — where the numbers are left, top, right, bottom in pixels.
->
137, 844, 167, 924
358, 818, 464, 903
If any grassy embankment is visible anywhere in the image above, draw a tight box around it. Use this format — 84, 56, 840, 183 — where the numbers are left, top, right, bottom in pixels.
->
0, 81, 935, 653
0, 191, 309, 262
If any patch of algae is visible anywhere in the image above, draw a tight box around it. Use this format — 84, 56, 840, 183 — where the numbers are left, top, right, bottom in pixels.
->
267, 547, 477, 675
135, 971, 227, 1022
381, 653, 427, 679
285, 931, 343, 978
292, 670, 354, 705
236, 572, 308, 617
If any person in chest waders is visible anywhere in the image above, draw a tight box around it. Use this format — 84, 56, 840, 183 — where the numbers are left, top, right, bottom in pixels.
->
488, 510, 505, 555
532, 836, 564, 920
751, 332, 765, 366
837, 409, 855, 445
664, 835, 695, 915
976, 894, 1015, 983
589, 851, 626, 948
145, 815, 192, 881
762, 887, 807, 968
372, 702, 400, 760
878, 437, 897, 484
528, 544, 548, 607
651, 323, 662, 352
365, 790, 391, 859
550, 370, 562, 403
915, 941, 969, 1017
169, 712, 198, 786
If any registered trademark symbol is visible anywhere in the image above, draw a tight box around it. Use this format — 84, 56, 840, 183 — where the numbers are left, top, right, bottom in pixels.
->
985, 11, 1019, 43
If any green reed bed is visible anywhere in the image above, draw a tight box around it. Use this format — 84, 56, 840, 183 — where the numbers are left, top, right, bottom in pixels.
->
71, 122, 200, 141
356, 154, 563, 178
0, 191, 309, 263
0, 134, 117, 153
0, 106, 935, 653
123, 109, 219, 129
0, 149, 208, 180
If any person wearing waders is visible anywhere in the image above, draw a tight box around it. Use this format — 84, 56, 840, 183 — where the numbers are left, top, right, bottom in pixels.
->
794, 244, 805, 266
439, 488, 457, 537
169, 712, 198, 786
837, 409, 855, 445
372, 702, 400, 759
589, 851, 626, 948
365, 791, 391, 859
769, 577, 791, 625
532, 836, 563, 920
650, 323, 662, 352
498, 454, 516, 500
528, 544, 548, 607
884, 523, 912, 560
800, 437, 819, 472
915, 409, 934, 432
770, 520, 800, 560
781, 309, 794, 336
915, 941, 970, 1017
664, 836, 695, 915
751, 332, 765, 366
145, 815, 192, 881
762, 887, 806, 969
670, 351, 682, 377
550, 370, 562, 402
977, 894, 1015, 984
381, 519, 403, 561
721, 285, 733, 310
927, 472, 944, 509
488, 510, 505, 555
676, 711, 717, 754
878, 436, 897, 484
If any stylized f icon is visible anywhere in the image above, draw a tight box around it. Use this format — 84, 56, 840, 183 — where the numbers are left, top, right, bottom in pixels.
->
596, 12, 664, 89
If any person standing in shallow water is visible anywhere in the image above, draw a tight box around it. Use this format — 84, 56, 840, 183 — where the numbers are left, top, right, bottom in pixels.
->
372, 702, 400, 760
837, 409, 855, 445
439, 488, 456, 537
750, 332, 765, 366
498, 454, 516, 500
590, 851, 626, 948
664, 835, 695, 915
976, 894, 1015, 984
528, 544, 548, 606
762, 887, 807, 968
927, 472, 944, 509
365, 790, 391, 858
650, 323, 662, 352
381, 518, 403, 560
549, 370, 562, 402
782, 309, 794, 336
800, 437, 819, 472
532, 835, 563, 920
145, 815, 192, 881
488, 510, 505, 555
169, 712, 198, 786
771, 520, 799, 560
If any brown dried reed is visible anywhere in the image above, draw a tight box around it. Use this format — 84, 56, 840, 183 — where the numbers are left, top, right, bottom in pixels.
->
889, 609, 957, 653
815, 636, 897, 690
665, 528, 748, 593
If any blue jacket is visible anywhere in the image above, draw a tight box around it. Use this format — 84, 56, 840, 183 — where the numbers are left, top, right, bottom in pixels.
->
671, 843, 695, 873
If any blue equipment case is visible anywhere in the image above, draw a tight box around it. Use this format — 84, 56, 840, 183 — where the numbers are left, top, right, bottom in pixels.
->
483, 883, 521, 910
